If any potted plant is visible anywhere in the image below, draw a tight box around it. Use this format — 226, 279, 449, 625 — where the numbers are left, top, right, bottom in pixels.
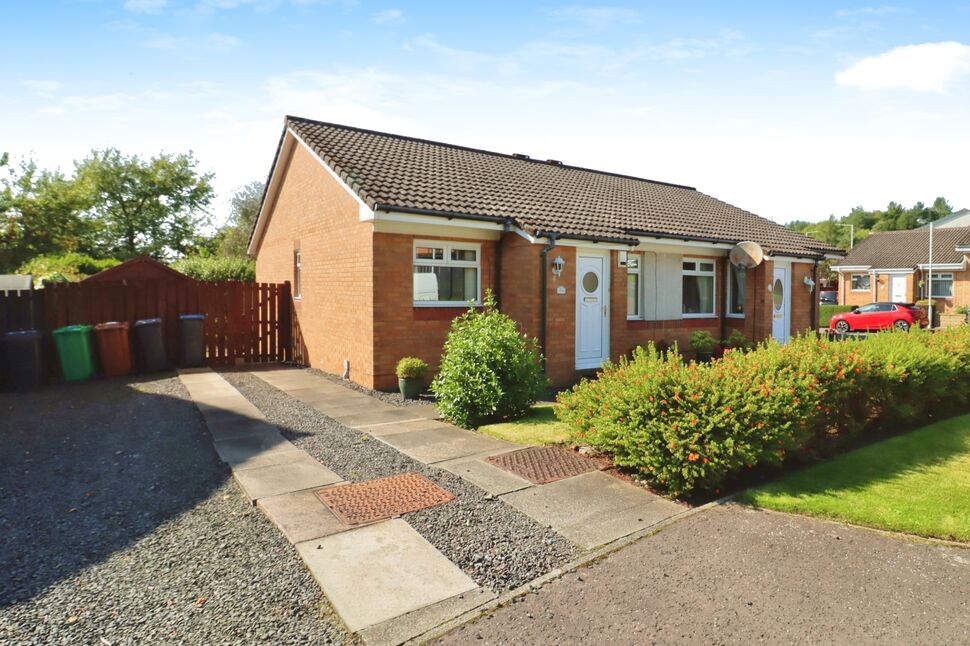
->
396, 356, 428, 399
689, 330, 717, 363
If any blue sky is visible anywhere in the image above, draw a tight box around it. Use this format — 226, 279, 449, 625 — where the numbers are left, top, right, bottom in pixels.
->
2, 1, 969, 226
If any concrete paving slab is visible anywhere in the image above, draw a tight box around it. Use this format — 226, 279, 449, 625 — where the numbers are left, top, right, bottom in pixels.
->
211, 431, 296, 468
295, 519, 478, 633
205, 418, 281, 442
360, 419, 453, 437
437, 458, 533, 496
378, 427, 517, 464
287, 388, 371, 406
499, 471, 684, 549
333, 408, 432, 429
257, 488, 353, 543
358, 587, 496, 646
233, 453, 343, 501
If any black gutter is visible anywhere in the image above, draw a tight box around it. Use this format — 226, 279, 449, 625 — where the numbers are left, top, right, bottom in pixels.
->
538, 232, 558, 366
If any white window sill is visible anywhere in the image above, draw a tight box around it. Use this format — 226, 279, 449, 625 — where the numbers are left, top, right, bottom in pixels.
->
682, 313, 717, 319
627, 316, 644, 321
725, 313, 744, 319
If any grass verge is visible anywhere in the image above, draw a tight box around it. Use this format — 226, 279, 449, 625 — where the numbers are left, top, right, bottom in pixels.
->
477, 404, 571, 446
738, 413, 970, 542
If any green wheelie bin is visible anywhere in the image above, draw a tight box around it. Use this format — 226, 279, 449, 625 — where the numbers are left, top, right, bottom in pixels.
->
52, 324, 96, 382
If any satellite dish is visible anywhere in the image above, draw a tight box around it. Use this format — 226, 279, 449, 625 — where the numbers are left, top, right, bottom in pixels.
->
729, 241, 764, 269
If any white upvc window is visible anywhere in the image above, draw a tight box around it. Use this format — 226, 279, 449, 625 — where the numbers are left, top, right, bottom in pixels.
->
929, 272, 954, 298
413, 240, 481, 306
850, 273, 870, 291
683, 258, 716, 317
726, 263, 745, 318
626, 253, 643, 319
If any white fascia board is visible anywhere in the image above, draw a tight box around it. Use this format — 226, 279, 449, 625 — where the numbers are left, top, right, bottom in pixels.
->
247, 132, 296, 256
767, 255, 818, 264
375, 210, 506, 232
831, 265, 871, 272
870, 268, 917, 274
917, 262, 965, 270
287, 127, 374, 222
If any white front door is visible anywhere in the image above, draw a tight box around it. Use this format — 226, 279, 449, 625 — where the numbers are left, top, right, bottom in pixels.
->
575, 253, 609, 369
771, 264, 791, 343
890, 275, 907, 303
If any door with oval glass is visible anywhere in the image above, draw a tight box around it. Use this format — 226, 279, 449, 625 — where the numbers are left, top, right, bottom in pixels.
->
575, 253, 610, 369
771, 263, 791, 343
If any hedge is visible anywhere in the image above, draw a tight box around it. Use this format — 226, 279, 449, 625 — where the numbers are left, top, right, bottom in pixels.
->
819, 304, 854, 326
555, 326, 970, 495
171, 255, 255, 282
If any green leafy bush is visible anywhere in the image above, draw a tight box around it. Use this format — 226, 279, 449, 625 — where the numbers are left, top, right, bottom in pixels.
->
689, 330, 717, 353
557, 326, 970, 496
722, 329, 751, 351
432, 290, 548, 428
171, 255, 255, 282
395, 357, 428, 380
819, 304, 853, 326
18, 253, 120, 285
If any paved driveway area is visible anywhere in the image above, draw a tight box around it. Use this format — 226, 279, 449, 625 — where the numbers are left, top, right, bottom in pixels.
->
437, 504, 970, 645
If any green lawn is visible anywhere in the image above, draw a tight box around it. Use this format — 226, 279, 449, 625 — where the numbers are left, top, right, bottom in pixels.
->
738, 414, 970, 542
477, 404, 572, 446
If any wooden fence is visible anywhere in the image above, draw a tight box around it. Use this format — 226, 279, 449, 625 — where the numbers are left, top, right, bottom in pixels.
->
31, 280, 293, 366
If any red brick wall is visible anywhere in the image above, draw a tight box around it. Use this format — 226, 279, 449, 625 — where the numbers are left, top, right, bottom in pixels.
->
371, 233, 497, 390
254, 141, 376, 386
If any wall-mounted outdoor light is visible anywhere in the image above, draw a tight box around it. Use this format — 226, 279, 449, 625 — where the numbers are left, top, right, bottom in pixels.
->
803, 275, 816, 293
551, 255, 565, 277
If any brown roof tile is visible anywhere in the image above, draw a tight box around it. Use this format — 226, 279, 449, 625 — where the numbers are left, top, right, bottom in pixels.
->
839, 227, 970, 268
285, 116, 841, 258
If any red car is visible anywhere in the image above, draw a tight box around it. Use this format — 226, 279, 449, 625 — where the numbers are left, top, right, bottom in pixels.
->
830, 302, 927, 333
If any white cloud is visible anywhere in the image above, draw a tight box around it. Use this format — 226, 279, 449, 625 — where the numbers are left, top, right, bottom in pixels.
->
835, 5, 908, 17
22, 80, 62, 98
546, 5, 639, 31
124, 0, 168, 13
372, 8, 403, 24
207, 32, 241, 50
836, 41, 970, 92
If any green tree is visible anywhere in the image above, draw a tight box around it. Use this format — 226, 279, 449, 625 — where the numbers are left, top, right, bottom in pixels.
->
75, 149, 214, 259
214, 180, 263, 256
0, 155, 95, 272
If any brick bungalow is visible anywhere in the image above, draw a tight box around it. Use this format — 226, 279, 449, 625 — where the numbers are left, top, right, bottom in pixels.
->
833, 226, 970, 312
248, 116, 842, 390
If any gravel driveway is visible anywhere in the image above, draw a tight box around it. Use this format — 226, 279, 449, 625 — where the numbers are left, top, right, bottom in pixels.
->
436, 504, 970, 645
0, 376, 345, 645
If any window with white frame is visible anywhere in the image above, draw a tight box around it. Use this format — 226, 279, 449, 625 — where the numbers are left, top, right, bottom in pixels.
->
727, 264, 745, 317
683, 259, 715, 316
929, 273, 954, 298
293, 249, 302, 299
850, 273, 870, 291
626, 253, 642, 319
413, 241, 481, 305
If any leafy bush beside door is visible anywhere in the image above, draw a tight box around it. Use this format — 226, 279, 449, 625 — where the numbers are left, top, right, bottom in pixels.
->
432, 290, 548, 428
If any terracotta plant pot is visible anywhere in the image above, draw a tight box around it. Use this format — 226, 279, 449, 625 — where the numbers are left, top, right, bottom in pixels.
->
399, 377, 423, 399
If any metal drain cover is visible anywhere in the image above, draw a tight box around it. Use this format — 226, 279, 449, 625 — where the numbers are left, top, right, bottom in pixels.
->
487, 446, 599, 484
315, 472, 454, 525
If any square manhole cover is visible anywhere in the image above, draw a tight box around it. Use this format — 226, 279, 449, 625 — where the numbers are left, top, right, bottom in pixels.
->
487, 446, 600, 484
315, 472, 454, 525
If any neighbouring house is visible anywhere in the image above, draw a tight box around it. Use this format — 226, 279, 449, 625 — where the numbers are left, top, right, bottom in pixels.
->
248, 116, 842, 390
83, 256, 191, 283
919, 208, 970, 229
832, 226, 970, 311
